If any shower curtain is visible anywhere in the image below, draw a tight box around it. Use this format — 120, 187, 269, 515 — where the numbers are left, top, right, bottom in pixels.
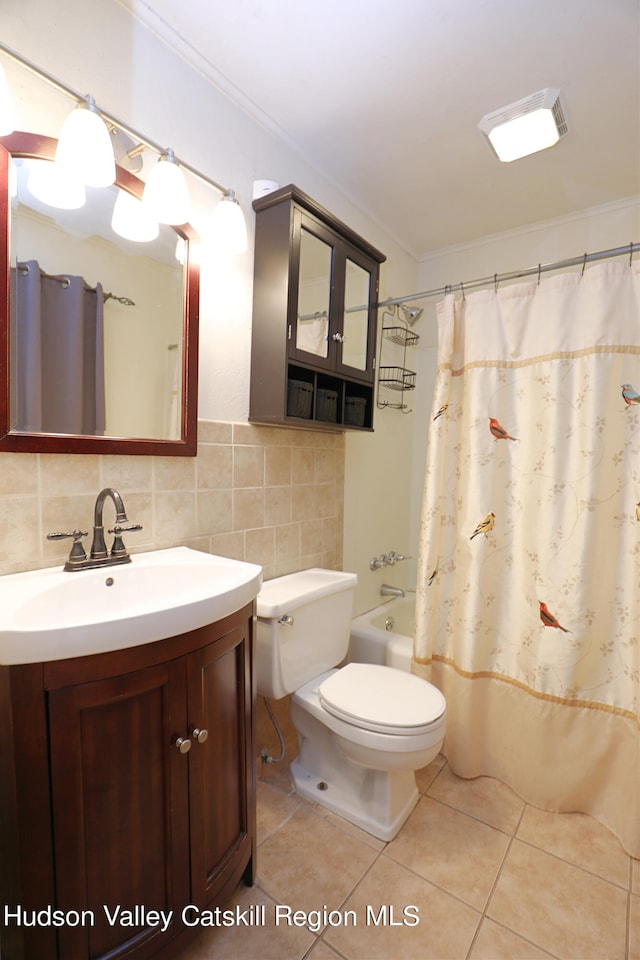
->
12, 260, 106, 434
414, 259, 640, 857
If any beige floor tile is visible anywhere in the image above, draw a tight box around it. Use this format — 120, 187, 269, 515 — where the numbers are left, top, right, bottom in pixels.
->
630, 892, 640, 960
386, 796, 511, 910
257, 780, 300, 844
324, 854, 481, 960
415, 753, 447, 794
256, 804, 378, 915
175, 884, 314, 960
517, 805, 631, 889
428, 766, 525, 835
324, 810, 386, 852
488, 839, 628, 959
307, 940, 345, 958
469, 917, 556, 959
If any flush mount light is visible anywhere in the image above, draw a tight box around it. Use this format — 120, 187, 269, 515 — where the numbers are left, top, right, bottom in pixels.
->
55, 95, 116, 187
478, 88, 567, 162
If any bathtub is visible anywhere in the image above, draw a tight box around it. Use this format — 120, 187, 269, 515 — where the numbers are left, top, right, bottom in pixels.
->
349, 595, 414, 672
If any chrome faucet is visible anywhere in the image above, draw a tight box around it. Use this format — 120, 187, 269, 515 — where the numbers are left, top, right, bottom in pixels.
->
47, 487, 142, 571
380, 583, 405, 598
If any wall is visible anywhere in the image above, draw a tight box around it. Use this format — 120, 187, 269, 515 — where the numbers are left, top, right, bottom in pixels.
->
1, 0, 418, 601
406, 195, 640, 572
0, 420, 344, 578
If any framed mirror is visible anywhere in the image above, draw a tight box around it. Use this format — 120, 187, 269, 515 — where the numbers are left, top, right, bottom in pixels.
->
0, 132, 200, 456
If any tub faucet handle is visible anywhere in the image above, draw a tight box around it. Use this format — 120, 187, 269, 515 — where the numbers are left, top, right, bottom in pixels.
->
386, 551, 411, 564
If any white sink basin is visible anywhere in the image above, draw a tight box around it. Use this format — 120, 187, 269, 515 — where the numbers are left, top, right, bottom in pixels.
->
0, 547, 263, 665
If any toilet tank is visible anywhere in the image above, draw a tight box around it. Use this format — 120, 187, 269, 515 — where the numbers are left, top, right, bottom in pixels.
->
255, 568, 357, 699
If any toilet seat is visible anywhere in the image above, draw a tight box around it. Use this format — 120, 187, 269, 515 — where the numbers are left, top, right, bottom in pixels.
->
318, 663, 445, 736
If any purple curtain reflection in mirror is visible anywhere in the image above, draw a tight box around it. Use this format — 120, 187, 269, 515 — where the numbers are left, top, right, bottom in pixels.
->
11, 259, 105, 435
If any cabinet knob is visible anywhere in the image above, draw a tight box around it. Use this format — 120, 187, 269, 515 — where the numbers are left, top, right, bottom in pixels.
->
193, 728, 209, 744
175, 736, 192, 754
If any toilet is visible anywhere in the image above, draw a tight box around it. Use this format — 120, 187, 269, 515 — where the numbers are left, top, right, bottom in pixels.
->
255, 568, 446, 841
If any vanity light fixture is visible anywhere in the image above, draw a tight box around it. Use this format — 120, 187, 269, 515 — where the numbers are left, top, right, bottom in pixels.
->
0, 40, 248, 251
143, 148, 191, 225
0, 61, 13, 135
111, 189, 159, 243
55, 95, 116, 187
478, 87, 568, 162
209, 190, 248, 254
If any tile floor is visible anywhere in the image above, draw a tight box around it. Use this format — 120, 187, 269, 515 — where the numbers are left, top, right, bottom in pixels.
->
179, 736, 639, 960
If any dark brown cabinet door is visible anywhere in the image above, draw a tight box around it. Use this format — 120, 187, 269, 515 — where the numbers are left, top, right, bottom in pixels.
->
187, 623, 255, 908
48, 660, 190, 960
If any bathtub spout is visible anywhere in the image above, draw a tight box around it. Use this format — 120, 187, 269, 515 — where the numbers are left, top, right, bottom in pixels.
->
380, 583, 405, 598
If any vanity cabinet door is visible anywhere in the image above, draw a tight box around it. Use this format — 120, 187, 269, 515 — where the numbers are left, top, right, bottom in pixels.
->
187, 621, 255, 908
48, 659, 190, 960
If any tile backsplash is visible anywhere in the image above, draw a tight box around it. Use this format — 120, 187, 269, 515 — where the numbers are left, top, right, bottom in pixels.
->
0, 421, 345, 579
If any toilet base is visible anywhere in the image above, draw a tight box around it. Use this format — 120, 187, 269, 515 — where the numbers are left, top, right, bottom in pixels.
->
290, 756, 418, 841
290, 727, 420, 843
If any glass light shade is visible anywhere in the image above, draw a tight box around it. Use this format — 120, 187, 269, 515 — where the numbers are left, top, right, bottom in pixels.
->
55, 97, 116, 187
210, 192, 248, 255
487, 108, 560, 162
0, 63, 14, 136
111, 189, 159, 242
143, 151, 191, 225
27, 160, 86, 209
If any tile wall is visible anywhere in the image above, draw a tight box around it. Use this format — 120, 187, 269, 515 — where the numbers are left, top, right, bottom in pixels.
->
0, 420, 345, 579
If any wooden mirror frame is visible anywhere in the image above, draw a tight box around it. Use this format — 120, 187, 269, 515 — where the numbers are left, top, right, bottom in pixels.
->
0, 132, 200, 456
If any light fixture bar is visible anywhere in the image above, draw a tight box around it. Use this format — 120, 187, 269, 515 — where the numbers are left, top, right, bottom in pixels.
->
0, 40, 231, 198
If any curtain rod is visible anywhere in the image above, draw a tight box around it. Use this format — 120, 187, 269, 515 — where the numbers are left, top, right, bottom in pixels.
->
377, 241, 640, 310
0, 40, 229, 197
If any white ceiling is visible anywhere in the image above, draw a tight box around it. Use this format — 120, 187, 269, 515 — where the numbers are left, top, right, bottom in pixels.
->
123, 0, 640, 259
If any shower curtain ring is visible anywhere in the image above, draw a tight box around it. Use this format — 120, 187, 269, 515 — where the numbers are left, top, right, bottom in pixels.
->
494, 273, 499, 293
629, 242, 634, 267
537, 264, 542, 286
581, 253, 588, 277
460, 281, 466, 300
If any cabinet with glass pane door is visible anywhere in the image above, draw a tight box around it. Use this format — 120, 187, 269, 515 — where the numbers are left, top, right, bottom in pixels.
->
249, 185, 386, 431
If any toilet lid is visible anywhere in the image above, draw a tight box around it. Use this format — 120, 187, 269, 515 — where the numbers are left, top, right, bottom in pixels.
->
318, 663, 446, 734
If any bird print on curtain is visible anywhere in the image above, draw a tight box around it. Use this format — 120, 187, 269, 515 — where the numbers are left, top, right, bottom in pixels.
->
429, 372, 639, 654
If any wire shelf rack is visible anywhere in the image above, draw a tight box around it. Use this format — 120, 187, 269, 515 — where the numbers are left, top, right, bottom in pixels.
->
378, 366, 416, 391
382, 326, 420, 347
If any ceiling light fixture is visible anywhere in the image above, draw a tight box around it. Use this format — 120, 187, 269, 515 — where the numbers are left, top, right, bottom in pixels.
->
478, 88, 567, 162
55, 95, 116, 187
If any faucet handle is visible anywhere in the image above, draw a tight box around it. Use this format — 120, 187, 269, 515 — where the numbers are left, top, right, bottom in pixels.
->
47, 529, 88, 542
47, 530, 89, 569
386, 551, 412, 564
108, 523, 143, 558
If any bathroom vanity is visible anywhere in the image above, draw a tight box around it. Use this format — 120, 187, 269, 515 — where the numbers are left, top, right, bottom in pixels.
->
0, 549, 261, 960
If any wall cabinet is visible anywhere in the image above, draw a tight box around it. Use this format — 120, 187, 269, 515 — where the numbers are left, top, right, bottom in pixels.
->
0, 604, 255, 960
250, 184, 386, 431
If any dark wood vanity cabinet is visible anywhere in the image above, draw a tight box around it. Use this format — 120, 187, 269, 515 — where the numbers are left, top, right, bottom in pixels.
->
250, 184, 386, 431
0, 604, 256, 960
